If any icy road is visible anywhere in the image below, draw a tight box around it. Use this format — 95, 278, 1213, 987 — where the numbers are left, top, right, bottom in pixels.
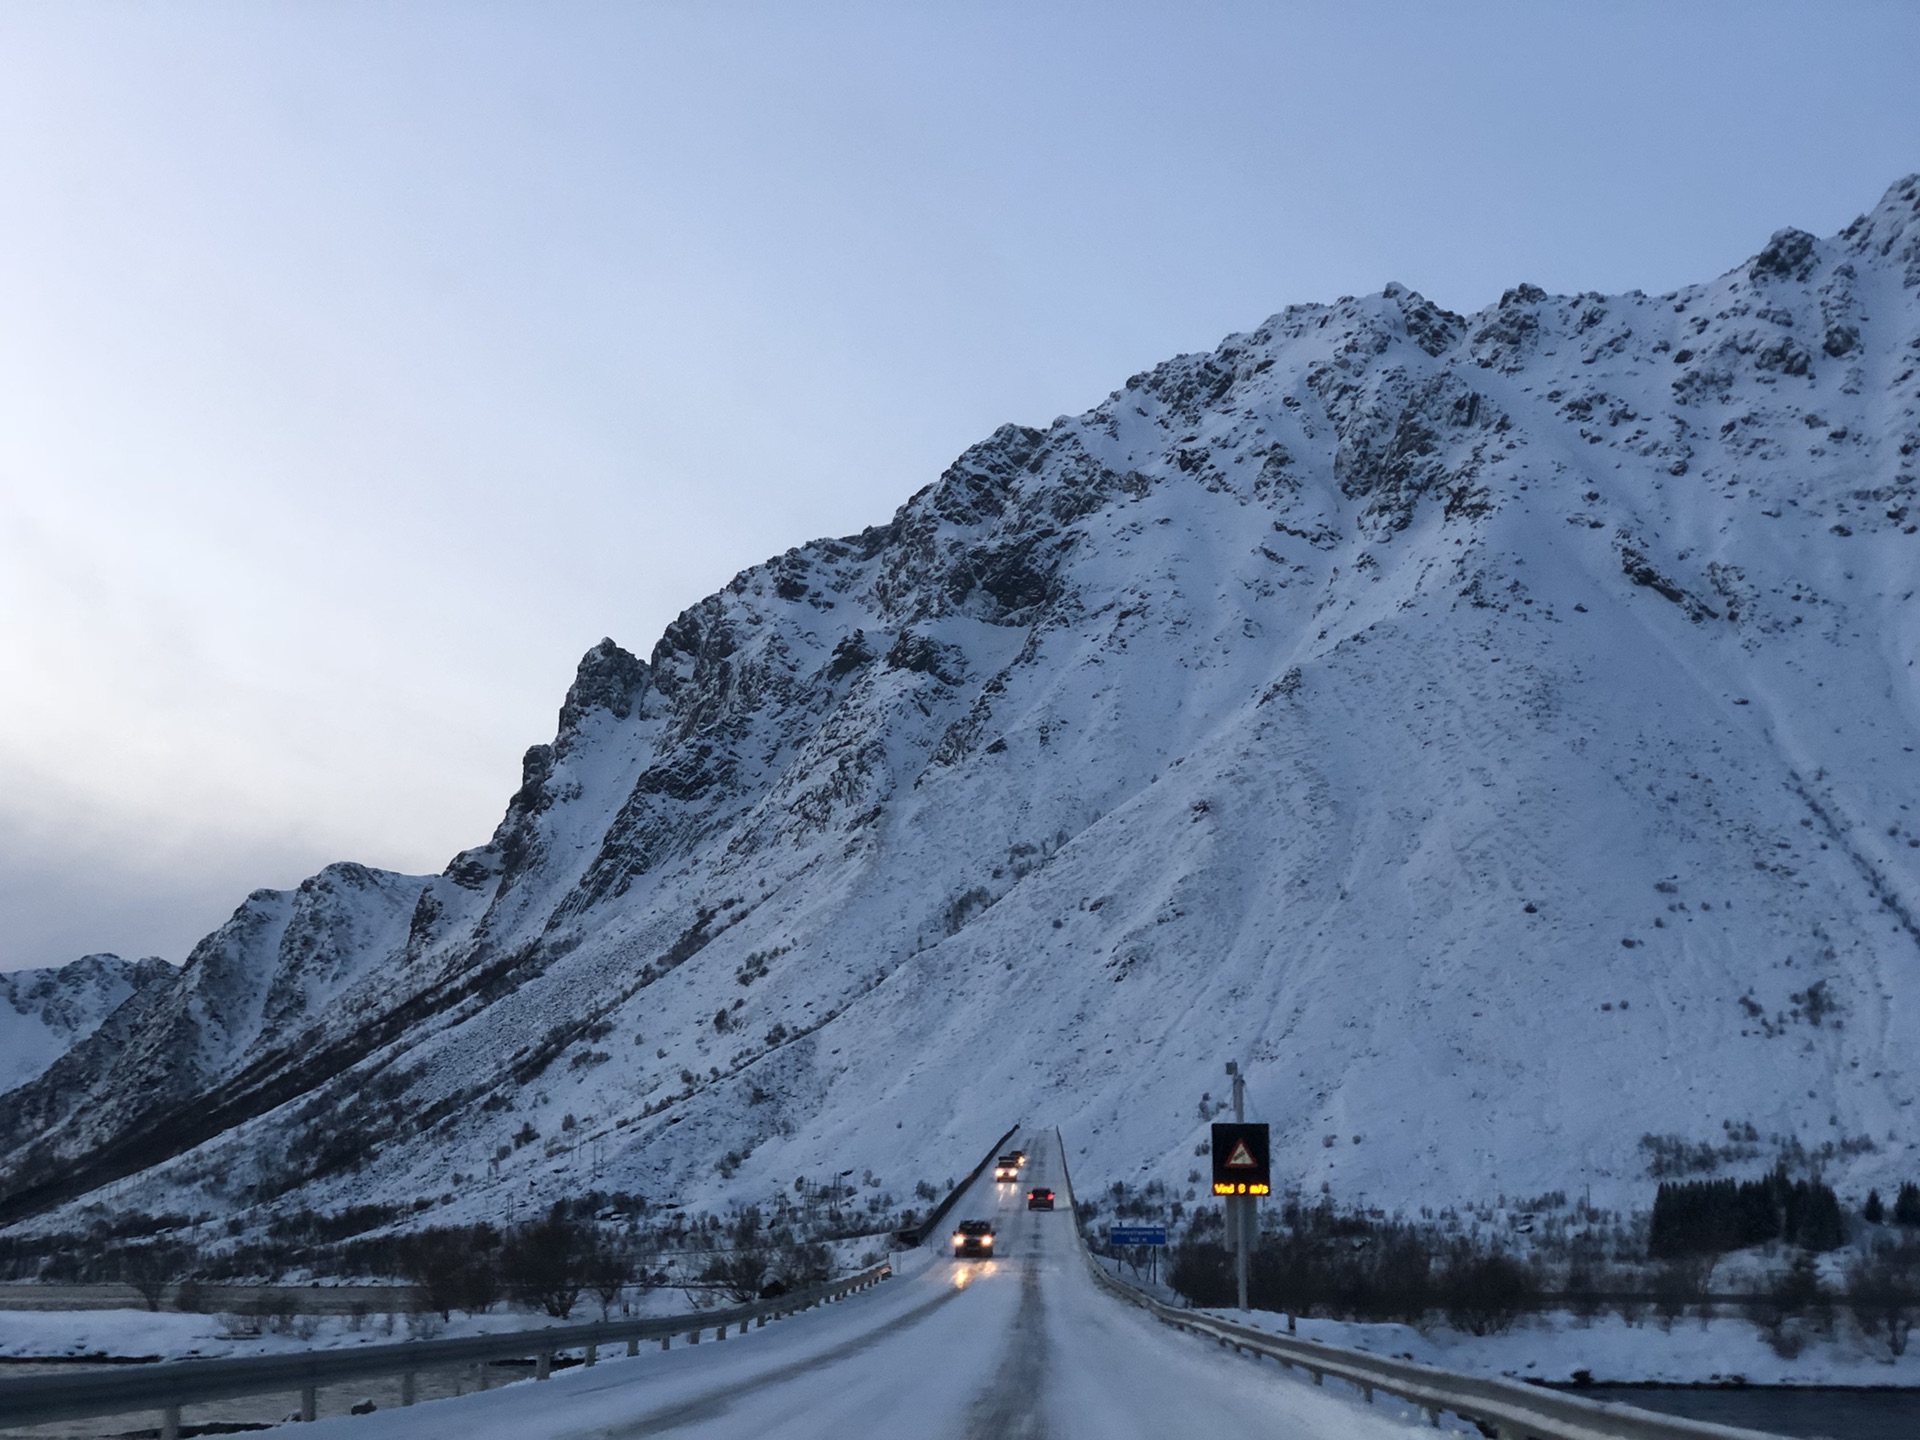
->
308, 1132, 1417, 1440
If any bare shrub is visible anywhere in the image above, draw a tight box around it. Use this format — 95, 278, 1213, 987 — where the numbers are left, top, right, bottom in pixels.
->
1564, 1266, 1603, 1327
501, 1206, 588, 1318
773, 1240, 833, 1292
1846, 1240, 1920, 1358
1609, 1269, 1646, 1328
1442, 1253, 1533, 1336
1748, 1253, 1825, 1354
699, 1248, 769, 1304
1653, 1257, 1707, 1333
120, 1244, 191, 1312
588, 1243, 632, 1319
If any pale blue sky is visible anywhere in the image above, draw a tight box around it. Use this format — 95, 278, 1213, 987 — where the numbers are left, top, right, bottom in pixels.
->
2, 1, 1916, 970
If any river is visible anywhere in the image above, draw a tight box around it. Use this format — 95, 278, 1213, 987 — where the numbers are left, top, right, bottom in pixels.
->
1586, 1384, 1920, 1439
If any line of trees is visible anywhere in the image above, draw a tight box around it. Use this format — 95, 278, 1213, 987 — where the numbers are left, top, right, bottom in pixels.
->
1863, 1181, 1920, 1228
78, 1204, 848, 1322
1138, 1177, 1920, 1358
1162, 1201, 1538, 1334
1648, 1169, 1843, 1258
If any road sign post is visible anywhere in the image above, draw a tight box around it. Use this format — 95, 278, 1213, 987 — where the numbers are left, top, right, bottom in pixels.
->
1214, 1063, 1270, 1311
1108, 1225, 1168, 1283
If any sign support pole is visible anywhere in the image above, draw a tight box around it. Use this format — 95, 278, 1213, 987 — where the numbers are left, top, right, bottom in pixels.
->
1212, 1071, 1268, 1315
1229, 1062, 1249, 1311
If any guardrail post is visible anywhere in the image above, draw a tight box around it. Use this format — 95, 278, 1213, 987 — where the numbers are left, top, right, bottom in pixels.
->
627, 1337, 639, 1356
1309, 1369, 1322, 1387
584, 1343, 597, 1367
160, 1404, 180, 1440
402, 1371, 417, 1406
479, 1362, 491, 1391
301, 1385, 317, 1421
1360, 1383, 1373, 1404
715, 1324, 726, 1341
688, 1329, 700, 1345
535, 1352, 552, 1381
756, 1315, 767, 1328
1423, 1406, 1440, 1428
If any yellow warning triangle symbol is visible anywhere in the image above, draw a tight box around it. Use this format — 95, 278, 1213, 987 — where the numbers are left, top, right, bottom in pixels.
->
1224, 1139, 1257, 1169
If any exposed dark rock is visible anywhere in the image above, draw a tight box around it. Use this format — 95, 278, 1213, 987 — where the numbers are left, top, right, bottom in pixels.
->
557, 639, 648, 738
1751, 228, 1818, 283
885, 631, 967, 685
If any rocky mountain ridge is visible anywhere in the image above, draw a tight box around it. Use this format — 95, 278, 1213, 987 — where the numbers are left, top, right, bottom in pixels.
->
4, 175, 1919, 1235
0, 954, 173, 1098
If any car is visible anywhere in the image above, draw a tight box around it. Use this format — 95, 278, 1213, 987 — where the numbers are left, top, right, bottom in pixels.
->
1010, 1149, 1027, 1165
1027, 1188, 1055, 1211
994, 1156, 1019, 1182
953, 1219, 996, 1258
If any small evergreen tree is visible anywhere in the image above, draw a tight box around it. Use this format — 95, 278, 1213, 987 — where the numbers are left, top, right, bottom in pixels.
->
1795, 1178, 1845, 1253
1896, 1182, 1920, 1228
1865, 1190, 1886, 1225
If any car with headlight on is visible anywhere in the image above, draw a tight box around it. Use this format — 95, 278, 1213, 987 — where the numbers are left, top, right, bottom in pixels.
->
1026, 1188, 1055, 1211
953, 1219, 996, 1259
994, 1156, 1019, 1182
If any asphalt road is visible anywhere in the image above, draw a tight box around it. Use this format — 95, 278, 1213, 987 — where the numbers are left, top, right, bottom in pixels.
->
294, 1130, 1422, 1440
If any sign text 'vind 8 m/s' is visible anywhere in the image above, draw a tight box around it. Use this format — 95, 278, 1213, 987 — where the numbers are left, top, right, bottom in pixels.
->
1210, 1122, 1270, 1196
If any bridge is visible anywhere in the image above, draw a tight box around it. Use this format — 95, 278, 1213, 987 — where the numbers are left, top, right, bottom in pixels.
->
0, 1130, 1782, 1440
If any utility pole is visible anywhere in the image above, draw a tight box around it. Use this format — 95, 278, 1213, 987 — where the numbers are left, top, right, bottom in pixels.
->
1226, 1060, 1249, 1311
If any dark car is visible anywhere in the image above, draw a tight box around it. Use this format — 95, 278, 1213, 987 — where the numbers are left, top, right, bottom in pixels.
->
1027, 1188, 1055, 1211
953, 1219, 996, 1258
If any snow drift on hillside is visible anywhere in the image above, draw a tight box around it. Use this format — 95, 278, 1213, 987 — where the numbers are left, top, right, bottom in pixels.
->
4, 175, 1920, 1236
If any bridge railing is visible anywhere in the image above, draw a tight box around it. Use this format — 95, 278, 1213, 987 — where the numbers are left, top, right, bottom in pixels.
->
1063, 1174, 1780, 1438
897, 1120, 1021, 1248
0, 1261, 892, 1436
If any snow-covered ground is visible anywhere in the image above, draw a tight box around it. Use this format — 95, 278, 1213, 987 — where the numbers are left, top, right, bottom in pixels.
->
1214, 1307, 1920, 1389
0, 1301, 656, 1364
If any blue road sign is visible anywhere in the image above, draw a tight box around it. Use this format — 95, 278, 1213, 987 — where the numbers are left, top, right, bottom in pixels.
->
1108, 1225, 1168, 1247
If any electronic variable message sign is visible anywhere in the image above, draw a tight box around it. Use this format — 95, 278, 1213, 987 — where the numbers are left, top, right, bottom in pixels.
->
1210, 1122, 1271, 1196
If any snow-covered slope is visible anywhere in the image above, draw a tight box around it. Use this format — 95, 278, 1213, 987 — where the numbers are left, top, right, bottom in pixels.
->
0, 955, 172, 1097
5, 175, 1920, 1232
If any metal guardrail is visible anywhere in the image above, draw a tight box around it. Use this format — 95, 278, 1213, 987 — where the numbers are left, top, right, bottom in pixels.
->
899, 1121, 1021, 1248
0, 1261, 892, 1436
1075, 1247, 1787, 1440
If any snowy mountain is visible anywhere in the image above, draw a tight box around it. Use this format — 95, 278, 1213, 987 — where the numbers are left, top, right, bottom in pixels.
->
0, 954, 173, 1098
4, 175, 1919, 1234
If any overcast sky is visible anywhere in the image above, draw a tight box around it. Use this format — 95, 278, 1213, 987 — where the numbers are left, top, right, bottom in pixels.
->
2, 1, 1916, 971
